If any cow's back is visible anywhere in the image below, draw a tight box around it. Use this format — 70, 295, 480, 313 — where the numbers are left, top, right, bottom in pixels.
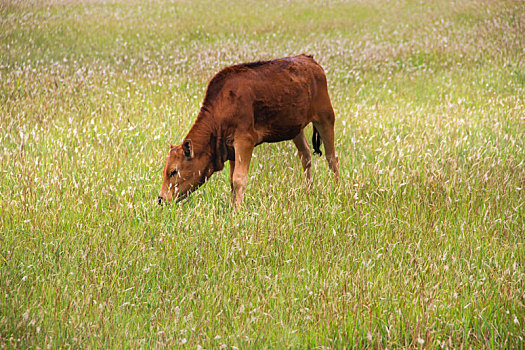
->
204, 55, 328, 144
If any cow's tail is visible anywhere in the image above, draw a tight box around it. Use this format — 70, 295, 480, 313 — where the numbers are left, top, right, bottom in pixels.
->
312, 126, 322, 156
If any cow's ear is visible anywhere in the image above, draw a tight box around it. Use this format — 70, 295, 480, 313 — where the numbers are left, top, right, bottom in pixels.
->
169, 143, 176, 149
182, 139, 193, 159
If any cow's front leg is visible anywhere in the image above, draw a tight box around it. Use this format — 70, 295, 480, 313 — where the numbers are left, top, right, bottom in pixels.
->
231, 139, 254, 207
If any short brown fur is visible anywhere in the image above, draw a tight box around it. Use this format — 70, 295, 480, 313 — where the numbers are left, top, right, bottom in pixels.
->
158, 54, 340, 206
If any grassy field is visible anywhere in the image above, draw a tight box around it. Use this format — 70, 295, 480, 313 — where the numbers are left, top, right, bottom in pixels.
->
1, 0, 525, 348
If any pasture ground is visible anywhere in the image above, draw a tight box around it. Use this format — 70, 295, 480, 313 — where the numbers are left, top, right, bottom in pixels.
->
1, 0, 524, 348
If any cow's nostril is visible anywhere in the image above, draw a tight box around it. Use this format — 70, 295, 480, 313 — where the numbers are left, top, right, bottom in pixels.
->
157, 196, 163, 205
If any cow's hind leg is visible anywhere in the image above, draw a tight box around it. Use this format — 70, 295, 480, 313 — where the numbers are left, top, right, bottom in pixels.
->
229, 159, 235, 203
313, 112, 340, 182
231, 139, 254, 207
292, 129, 312, 186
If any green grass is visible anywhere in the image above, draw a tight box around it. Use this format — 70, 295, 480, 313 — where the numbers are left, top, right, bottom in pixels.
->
1, 0, 524, 348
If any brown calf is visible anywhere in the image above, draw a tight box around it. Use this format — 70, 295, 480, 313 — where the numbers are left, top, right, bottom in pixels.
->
158, 54, 339, 206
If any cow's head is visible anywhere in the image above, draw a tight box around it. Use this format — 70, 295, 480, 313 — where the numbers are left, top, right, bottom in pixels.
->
158, 139, 214, 205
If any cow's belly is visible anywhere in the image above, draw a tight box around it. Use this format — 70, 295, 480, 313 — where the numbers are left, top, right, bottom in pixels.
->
253, 102, 310, 143
260, 124, 303, 143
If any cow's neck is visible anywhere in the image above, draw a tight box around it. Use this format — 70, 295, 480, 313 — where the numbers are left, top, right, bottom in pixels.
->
185, 109, 216, 157
185, 107, 228, 172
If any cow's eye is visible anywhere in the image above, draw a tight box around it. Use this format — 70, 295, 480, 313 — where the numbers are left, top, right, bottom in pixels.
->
170, 169, 178, 177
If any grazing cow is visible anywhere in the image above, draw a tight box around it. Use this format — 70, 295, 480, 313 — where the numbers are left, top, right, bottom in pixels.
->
158, 54, 339, 207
